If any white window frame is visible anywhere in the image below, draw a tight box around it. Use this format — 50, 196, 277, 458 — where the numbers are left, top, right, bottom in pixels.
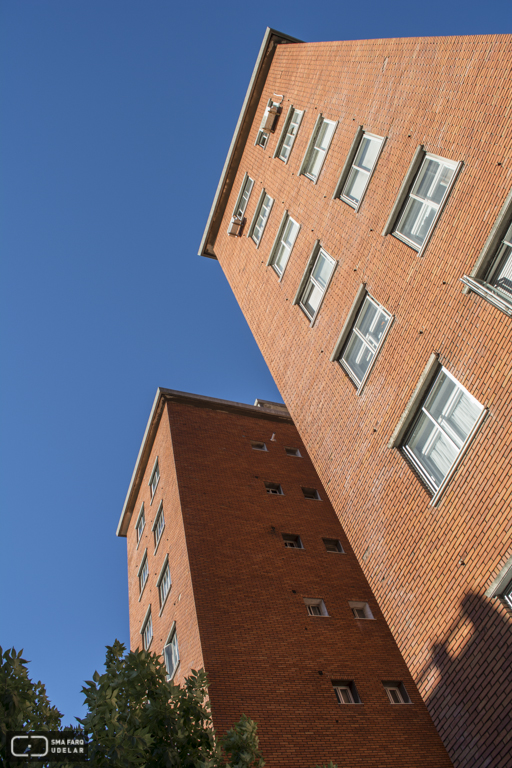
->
248, 189, 273, 247
274, 106, 304, 163
485, 554, 512, 612
401, 366, 486, 505
282, 534, 303, 549
152, 501, 165, 553
232, 173, 254, 222
164, 624, 179, 681
267, 211, 300, 279
255, 97, 282, 149
383, 682, 410, 704
334, 291, 393, 393
335, 129, 386, 211
333, 682, 360, 704
138, 550, 149, 599
300, 115, 338, 183
149, 458, 160, 502
140, 606, 153, 651
157, 556, 172, 613
294, 243, 337, 324
349, 601, 374, 620
461, 188, 512, 317
323, 538, 344, 553
135, 503, 145, 548
392, 152, 461, 255
304, 597, 328, 616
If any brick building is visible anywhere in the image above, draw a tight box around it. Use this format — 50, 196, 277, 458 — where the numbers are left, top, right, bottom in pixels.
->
198, 29, 512, 768
117, 389, 452, 766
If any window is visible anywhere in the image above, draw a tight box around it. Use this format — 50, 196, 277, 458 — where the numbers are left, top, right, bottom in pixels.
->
393, 154, 459, 251
282, 534, 303, 549
135, 504, 145, 544
251, 441, 267, 451
462, 217, 512, 317
337, 294, 392, 391
484, 554, 512, 612
164, 627, 179, 680
349, 601, 374, 620
234, 175, 254, 220
297, 246, 336, 322
249, 191, 273, 246
265, 482, 283, 495
149, 459, 160, 500
402, 368, 485, 496
501, 580, 512, 611
302, 487, 321, 500
285, 447, 301, 457
304, 597, 328, 616
301, 116, 337, 182
333, 681, 361, 704
268, 213, 300, 278
338, 132, 384, 208
275, 107, 303, 163
141, 609, 153, 651
138, 552, 149, 597
152, 503, 165, 550
323, 538, 344, 553
157, 557, 172, 609
383, 682, 410, 704
256, 97, 282, 148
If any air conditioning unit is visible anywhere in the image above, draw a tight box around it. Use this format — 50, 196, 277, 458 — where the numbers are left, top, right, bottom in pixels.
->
262, 104, 280, 132
228, 216, 243, 236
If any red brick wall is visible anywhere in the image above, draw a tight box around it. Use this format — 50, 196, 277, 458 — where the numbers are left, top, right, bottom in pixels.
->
209, 36, 512, 768
161, 399, 451, 767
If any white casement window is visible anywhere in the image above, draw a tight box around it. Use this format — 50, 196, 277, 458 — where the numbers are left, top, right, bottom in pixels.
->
275, 107, 304, 163
269, 213, 300, 278
282, 534, 303, 549
256, 97, 282, 148
402, 368, 485, 496
234, 175, 254, 220
249, 191, 273, 246
135, 504, 145, 544
141, 609, 153, 651
298, 247, 336, 322
394, 154, 459, 250
333, 682, 360, 704
301, 117, 337, 182
157, 558, 172, 609
152, 503, 165, 550
304, 597, 328, 616
340, 133, 384, 208
323, 538, 344, 553
383, 682, 410, 704
462, 220, 512, 317
338, 294, 392, 390
138, 552, 149, 597
164, 627, 179, 680
349, 601, 374, 620
265, 482, 283, 495
149, 458, 160, 500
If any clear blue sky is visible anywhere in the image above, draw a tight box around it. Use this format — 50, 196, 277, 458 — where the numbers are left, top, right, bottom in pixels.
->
1, 0, 509, 726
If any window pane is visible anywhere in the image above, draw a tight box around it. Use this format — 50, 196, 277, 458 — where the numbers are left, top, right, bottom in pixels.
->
354, 299, 389, 352
425, 372, 481, 448
413, 159, 454, 204
307, 147, 323, 178
342, 333, 373, 383
316, 120, 335, 151
343, 166, 368, 203
397, 197, 436, 247
311, 252, 333, 289
487, 242, 512, 298
355, 136, 380, 172
302, 282, 323, 317
283, 219, 299, 248
406, 411, 458, 488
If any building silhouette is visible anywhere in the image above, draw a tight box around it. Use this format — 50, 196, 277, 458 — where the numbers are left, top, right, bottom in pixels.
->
117, 389, 452, 766
197, 29, 512, 768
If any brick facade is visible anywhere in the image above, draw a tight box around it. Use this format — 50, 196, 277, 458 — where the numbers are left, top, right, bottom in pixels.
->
118, 391, 452, 767
199, 31, 512, 768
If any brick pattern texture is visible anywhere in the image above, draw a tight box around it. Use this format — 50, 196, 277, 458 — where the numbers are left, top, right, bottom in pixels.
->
127, 398, 452, 767
208, 35, 512, 768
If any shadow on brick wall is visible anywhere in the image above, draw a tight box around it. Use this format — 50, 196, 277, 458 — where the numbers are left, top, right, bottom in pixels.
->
418, 591, 512, 768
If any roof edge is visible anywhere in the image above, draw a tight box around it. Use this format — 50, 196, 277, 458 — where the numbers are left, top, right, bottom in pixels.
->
198, 27, 303, 259
116, 388, 291, 538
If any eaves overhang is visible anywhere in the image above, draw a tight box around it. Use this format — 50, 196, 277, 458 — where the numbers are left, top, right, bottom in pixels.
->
116, 388, 292, 538
198, 27, 303, 260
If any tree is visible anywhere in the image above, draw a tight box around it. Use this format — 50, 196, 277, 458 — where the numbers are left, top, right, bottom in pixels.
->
78, 640, 264, 768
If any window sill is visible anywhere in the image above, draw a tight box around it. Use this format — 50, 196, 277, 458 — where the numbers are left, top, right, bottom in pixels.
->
461, 276, 512, 317
391, 231, 422, 253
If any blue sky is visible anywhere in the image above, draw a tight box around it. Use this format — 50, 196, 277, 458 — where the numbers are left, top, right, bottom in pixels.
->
1, 0, 510, 726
